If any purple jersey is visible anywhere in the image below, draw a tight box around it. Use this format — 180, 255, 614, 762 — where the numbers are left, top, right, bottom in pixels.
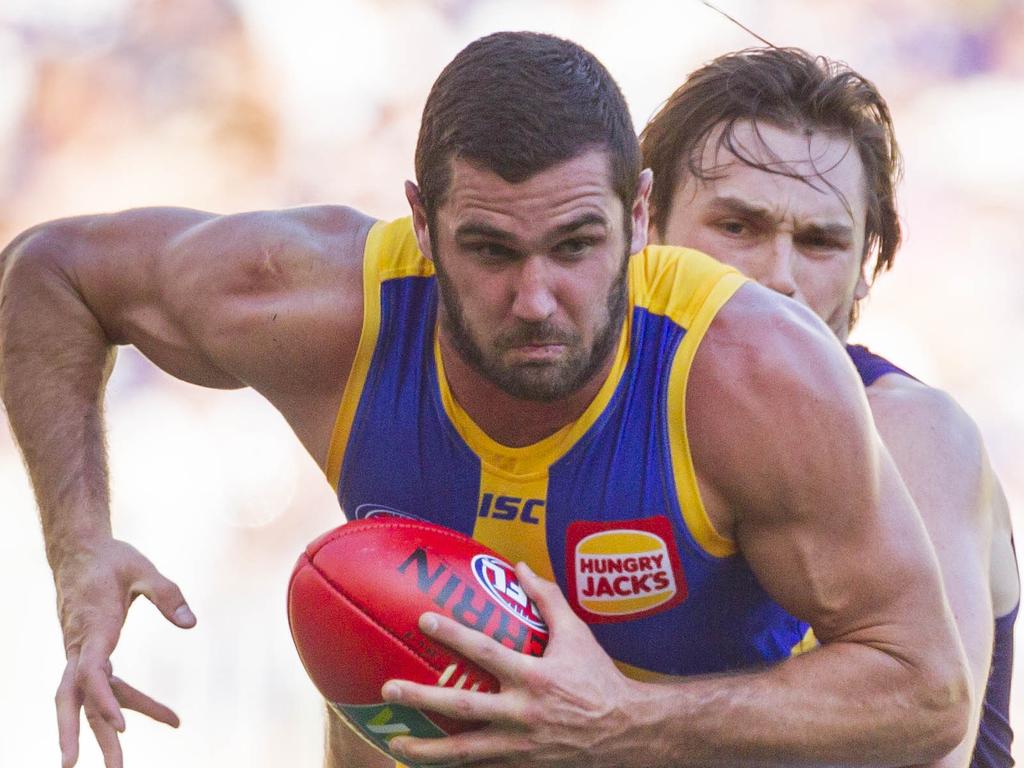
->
847, 344, 1016, 767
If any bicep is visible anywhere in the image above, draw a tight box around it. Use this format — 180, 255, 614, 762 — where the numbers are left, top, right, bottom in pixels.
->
688, 295, 951, 649
740, 437, 943, 645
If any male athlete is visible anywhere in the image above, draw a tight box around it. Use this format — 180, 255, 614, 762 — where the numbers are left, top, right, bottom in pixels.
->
1, 32, 970, 768
641, 47, 1018, 767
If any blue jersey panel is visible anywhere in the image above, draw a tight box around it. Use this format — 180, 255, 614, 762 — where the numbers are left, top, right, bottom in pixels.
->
338, 276, 480, 537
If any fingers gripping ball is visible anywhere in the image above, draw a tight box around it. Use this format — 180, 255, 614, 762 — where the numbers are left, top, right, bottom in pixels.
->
287, 519, 549, 761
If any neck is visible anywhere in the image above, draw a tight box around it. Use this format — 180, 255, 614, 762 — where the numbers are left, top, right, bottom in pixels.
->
438, 334, 617, 448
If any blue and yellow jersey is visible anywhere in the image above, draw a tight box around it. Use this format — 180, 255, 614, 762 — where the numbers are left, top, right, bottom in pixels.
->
326, 216, 812, 679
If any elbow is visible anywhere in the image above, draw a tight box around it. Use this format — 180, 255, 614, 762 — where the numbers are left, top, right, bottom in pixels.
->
909, 658, 972, 762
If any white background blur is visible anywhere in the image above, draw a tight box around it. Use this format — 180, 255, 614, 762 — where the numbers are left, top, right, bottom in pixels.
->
0, 0, 1021, 765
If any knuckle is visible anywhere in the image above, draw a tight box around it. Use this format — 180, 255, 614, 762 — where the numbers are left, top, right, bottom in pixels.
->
453, 694, 476, 719
73, 667, 92, 689
474, 637, 500, 663
83, 706, 106, 729
151, 578, 184, 606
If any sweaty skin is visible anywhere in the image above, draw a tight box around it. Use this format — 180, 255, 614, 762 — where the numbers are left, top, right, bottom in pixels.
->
653, 120, 1016, 768
0, 149, 968, 768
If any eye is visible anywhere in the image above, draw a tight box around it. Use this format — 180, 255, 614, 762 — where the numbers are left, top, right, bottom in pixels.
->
554, 237, 594, 259
716, 219, 749, 237
470, 242, 516, 261
798, 234, 849, 257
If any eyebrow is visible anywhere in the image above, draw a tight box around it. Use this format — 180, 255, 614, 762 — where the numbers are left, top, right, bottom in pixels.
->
707, 195, 853, 238
453, 213, 609, 244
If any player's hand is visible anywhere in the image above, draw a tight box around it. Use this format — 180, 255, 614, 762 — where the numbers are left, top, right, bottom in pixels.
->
53, 537, 196, 768
381, 562, 649, 767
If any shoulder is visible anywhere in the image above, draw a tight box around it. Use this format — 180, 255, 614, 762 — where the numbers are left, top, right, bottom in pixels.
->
694, 280, 867, 413
686, 282, 875, 524
866, 374, 986, 485
864, 358, 1021, 614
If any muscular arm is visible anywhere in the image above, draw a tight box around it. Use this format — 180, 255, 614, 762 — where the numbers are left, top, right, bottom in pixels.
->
664, 283, 971, 765
2, 205, 371, 542
869, 378, 1003, 767
0, 205, 373, 766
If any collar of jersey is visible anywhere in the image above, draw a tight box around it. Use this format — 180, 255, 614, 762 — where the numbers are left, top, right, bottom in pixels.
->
433, 314, 632, 478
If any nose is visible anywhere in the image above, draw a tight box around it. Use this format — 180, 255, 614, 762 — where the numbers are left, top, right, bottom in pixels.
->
761, 235, 798, 298
510, 256, 557, 322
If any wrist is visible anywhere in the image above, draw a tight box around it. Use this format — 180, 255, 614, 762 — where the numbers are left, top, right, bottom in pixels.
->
623, 676, 701, 768
46, 526, 115, 573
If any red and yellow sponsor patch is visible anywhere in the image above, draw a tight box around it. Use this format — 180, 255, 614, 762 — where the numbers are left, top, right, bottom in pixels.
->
565, 516, 687, 623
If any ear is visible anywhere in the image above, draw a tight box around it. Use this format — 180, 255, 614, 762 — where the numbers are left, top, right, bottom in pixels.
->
629, 168, 654, 254
405, 180, 434, 261
853, 268, 870, 301
647, 205, 661, 245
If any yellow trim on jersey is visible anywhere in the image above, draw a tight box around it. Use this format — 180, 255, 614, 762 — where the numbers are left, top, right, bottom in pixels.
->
613, 658, 684, 683
433, 312, 631, 479
324, 218, 433, 490
471, 470, 556, 580
790, 626, 819, 657
632, 246, 747, 558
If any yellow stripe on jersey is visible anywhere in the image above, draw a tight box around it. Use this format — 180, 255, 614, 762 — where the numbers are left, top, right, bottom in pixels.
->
435, 305, 631, 581
790, 626, 819, 657
613, 657, 685, 683
631, 246, 747, 558
472, 469, 556, 580
324, 218, 433, 490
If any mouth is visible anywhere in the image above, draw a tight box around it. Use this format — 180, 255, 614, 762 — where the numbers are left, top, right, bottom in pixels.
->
505, 342, 568, 363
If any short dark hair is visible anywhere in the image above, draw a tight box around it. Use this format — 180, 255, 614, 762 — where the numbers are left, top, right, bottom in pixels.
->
640, 47, 902, 281
415, 31, 641, 228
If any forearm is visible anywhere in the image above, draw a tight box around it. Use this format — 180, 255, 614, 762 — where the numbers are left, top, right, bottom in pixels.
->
633, 641, 968, 768
0, 225, 117, 567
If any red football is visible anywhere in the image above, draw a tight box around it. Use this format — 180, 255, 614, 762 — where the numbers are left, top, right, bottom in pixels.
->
287, 518, 549, 758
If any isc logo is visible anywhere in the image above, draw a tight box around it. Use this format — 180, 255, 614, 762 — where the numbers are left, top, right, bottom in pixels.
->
477, 493, 544, 524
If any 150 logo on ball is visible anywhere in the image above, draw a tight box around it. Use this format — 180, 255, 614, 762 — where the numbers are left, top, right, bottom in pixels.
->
565, 516, 687, 623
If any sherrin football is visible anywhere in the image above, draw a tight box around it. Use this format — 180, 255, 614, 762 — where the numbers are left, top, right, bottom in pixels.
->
287, 518, 549, 760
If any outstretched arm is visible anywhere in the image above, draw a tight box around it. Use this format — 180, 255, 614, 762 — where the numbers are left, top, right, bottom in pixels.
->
0, 205, 372, 767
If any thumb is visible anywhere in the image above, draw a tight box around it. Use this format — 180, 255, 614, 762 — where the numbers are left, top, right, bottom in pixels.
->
132, 565, 196, 629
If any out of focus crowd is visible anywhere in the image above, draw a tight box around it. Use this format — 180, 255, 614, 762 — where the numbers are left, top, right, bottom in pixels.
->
1, 1, 1021, 766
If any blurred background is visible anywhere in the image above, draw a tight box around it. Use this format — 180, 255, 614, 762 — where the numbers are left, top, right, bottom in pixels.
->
0, 0, 1021, 765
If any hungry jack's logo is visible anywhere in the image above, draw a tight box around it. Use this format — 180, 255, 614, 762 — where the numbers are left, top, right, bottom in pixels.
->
565, 516, 687, 623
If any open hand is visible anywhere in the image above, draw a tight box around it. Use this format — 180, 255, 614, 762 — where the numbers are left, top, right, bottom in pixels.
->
381, 562, 650, 767
54, 538, 196, 768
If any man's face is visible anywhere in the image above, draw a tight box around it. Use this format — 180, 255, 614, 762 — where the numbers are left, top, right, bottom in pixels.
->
655, 121, 869, 340
411, 150, 649, 401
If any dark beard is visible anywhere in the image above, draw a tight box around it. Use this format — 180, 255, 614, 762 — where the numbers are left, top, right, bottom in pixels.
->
433, 247, 630, 403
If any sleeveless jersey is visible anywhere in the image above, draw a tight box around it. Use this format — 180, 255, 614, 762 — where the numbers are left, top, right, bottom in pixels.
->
326, 217, 813, 683
847, 343, 1017, 768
